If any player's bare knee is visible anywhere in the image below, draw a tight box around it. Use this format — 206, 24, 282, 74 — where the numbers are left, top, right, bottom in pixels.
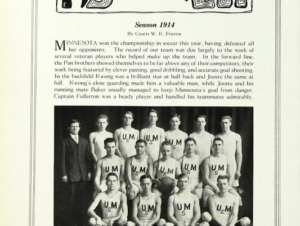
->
157, 218, 167, 226
88, 218, 97, 226
117, 218, 127, 226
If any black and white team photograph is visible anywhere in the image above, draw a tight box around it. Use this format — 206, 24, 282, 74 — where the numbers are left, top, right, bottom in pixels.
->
54, 106, 253, 226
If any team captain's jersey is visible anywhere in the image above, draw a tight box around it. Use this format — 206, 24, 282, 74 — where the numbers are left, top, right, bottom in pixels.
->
116, 127, 139, 159
165, 130, 188, 160
137, 193, 156, 220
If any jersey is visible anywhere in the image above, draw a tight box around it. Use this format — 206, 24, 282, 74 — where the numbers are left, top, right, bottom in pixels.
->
100, 191, 122, 219
165, 130, 188, 160
156, 158, 178, 179
189, 132, 214, 162
116, 127, 139, 159
92, 131, 113, 159
141, 127, 164, 162
212, 193, 235, 225
208, 154, 227, 184
131, 156, 148, 182
215, 132, 241, 186
174, 193, 195, 222
101, 157, 122, 181
181, 155, 201, 191
137, 193, 156, 220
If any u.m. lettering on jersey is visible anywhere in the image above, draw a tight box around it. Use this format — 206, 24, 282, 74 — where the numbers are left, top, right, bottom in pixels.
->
141, 204, 155, 212
168, 139, 182, 146
145, 135, 159, 143
132, 166, 146, 173
184, 164, 197, 173
105, 166, 119, 172
104, 201, 118, 212
122, 134, 136, 141
216, 205, 232, 213
159, 167, 174, 174
176, 203, 191, 210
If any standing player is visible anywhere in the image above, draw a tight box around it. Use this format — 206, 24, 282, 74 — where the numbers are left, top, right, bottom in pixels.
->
140, 109, 165, 162
178, 138, 203, 200
153, 141, 181, 197
60, 119, 93, 226
114, 111, 140, 159
126, 139, 154, 200
202, 138, 242, 213
94, 138, 125, 198
88, 173, 128, 226
215, 116, 242, 188
189, 115, 214, 163
202, 175, 251, 226
89, 114, 113, 163
167, 174, 201, 226
131, 175, 163, 226
165, 114, 188, 160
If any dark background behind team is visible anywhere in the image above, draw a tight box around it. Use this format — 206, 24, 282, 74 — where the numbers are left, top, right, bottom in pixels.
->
54, 106, 253, 226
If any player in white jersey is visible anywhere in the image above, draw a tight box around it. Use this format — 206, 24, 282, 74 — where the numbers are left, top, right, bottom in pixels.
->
89, 114, 114, 163
131, 175, 163, 226
168, 174, 201, 226
202, 175, 250, 226
140, 109, 165, 162
189, 115, 214, 163
114, 111, 139, 159
153, 141, 181, 197
165, 114, 188, 160
94, 138, 126, 198
88, 173, 128, 226
178, 138, 202, 199
215, 116, 242, 188
126, 139, 154, 200
202, 138, 242, 214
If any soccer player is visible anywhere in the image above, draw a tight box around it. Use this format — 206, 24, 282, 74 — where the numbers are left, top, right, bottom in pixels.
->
202, 175, 251, 226
215, 116, 242, 188
89, 114, 113, 163
165, 114, 188, 160
140, 109, 165, 162
189, 115, 214, 162
178, 138, 203, 199
202, 138, 242, 213
94, 138, 125, 198
126, 139, 154, 200
88, 173, 128, 226
131, 175, 163, 226
114, 111, 140, 159
167, 174, 201, 226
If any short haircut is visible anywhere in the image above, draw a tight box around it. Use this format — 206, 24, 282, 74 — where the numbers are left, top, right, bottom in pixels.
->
136, 139, 147, 146
213, 137, 224, 144
148, 109, 158, 117
221, 115, 232, 122
178, 173, 189, 180
161, 141, 172, 149
217, 175, 229, 182
185, 137, 197, 145
69, 119, 80, 126
97, 114, 109, 122
123, 111, 134, 118
106, 172, 119, 181
170, 113, 181, 121
104, 138, 116, 146
140, 174, 152, 182
194, 114, 207, 122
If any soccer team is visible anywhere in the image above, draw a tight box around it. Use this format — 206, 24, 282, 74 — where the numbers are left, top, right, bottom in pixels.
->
59, 109, 251, 226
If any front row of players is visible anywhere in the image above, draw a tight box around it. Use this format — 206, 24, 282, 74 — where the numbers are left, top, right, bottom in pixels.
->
88, 138, 250, 226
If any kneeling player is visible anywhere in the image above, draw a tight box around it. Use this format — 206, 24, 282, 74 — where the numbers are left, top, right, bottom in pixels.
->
130, 175, 164, 226
87, 173, 128, 226
126, 139, 154, 200
167, 174, 201, 226
202, 175, 251, 226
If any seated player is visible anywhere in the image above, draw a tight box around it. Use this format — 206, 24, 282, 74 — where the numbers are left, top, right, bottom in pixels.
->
130, 175, 164, 226
165, 114, 188, 160
126, 139, 154, 200
153, 141, 182, 197
140, 109, 165, 162
94, 138, 125, 198
178, 138, 203, 199
89, 114, 113, 164
87, 173, 128, 226
202, 138, 242, 214
189, 115, 214, 163
201, 175, 251, 226
114, 111, 139, 159
167, 174, 201, 226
